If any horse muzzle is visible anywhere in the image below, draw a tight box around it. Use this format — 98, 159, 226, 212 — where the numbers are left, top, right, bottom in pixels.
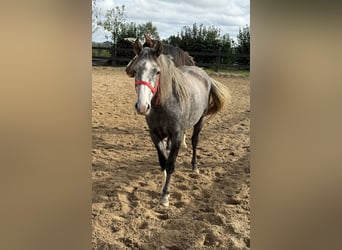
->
135, 102, 151, 115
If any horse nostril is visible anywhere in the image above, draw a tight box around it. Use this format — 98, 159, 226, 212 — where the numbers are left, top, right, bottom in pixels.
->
135, 102, 150, 114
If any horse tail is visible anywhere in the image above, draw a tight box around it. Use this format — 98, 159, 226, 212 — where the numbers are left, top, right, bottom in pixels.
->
207, 79, 231, 116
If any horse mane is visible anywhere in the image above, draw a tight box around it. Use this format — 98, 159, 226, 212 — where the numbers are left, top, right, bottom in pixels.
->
162, 44, 196, 67
143, 37, 195, 67
157, 54, 189, 107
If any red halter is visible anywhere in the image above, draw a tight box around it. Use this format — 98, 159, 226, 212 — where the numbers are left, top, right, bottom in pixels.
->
135, 75, 160, 104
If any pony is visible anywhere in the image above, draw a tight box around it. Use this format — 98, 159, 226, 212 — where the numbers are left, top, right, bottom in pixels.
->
131, 39, 230, 206
126, 35, 195, 149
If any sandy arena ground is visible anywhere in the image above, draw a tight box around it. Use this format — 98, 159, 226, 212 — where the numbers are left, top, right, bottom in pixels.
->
92, 67, 250, 249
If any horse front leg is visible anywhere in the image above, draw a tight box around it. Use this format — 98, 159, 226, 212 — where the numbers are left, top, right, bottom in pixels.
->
160, 131, 183, 207
150, 130, 168, 172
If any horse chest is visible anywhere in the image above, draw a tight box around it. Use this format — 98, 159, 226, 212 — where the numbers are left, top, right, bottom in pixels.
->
146, 107, 184, 131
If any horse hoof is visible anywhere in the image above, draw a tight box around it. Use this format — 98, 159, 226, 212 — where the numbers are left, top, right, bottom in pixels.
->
160, 200, 169, 207
192, 168, 200, 174
160, 195, 169, 207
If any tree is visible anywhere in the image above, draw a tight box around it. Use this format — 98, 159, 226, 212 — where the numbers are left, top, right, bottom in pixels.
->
235, 25, 250, 65
137, 22, 160, 40
120, 22, 139, 39
220, 34, 233, 64
100, 6, 160, 43
118, 21, 160, 41
165, 23, 231, 65
102, 5, 126, 45
166, 23, 223, 51
92, 0, 101, 34
164, 35, 182, 47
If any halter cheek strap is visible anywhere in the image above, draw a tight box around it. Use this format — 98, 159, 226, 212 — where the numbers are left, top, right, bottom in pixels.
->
135, 75, 160, 104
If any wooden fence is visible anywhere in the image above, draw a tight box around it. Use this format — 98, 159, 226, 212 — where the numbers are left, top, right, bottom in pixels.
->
92, 46, 249, 71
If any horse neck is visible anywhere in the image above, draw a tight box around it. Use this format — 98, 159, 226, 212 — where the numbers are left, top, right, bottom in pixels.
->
158, 55, 188, 106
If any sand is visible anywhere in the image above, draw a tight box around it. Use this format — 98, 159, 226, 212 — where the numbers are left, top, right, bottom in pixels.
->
92, 67, 250, 249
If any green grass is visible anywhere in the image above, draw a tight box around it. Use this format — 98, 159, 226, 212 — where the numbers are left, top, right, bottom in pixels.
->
204, 67, 250, 78
92, 49, 111, 57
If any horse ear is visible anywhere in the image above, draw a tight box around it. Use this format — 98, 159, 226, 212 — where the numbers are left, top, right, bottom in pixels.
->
153, 40, 163, 57
133, 39, 143, 55
144, 34, 154, 47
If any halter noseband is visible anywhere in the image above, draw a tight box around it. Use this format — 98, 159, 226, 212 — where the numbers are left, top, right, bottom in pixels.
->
135, 75, 160, 104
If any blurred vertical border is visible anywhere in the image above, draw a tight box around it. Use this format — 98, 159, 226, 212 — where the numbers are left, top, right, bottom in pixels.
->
252, 1, 342, 249
0, 1, 91, 250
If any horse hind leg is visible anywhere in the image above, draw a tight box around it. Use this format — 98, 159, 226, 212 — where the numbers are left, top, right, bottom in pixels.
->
182, 134, 187, 148
191, 117, 204, 174
166, 134, 187, 151
166, 137, 171, 151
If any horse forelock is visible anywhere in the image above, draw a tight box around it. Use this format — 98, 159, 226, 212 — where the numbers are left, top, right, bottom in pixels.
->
134, 48, 158, 71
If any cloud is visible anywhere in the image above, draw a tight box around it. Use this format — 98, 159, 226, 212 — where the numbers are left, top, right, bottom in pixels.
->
97, 0, 116, 11
92, 0, 250, 41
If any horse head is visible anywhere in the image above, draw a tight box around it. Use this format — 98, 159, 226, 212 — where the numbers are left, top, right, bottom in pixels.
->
133, 40, 163, 115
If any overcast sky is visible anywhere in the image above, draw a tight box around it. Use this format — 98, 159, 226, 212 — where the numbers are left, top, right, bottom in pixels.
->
92, 0, 250, 42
